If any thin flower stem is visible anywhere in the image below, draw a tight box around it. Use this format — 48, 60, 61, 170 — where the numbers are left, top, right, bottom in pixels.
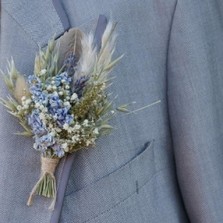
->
126, 100, 161, 115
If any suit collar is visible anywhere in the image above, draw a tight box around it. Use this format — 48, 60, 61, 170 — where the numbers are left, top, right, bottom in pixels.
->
2, 0, 70, 47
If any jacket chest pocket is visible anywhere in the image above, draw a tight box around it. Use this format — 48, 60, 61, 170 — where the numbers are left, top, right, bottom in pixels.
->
60, 139, 159, 223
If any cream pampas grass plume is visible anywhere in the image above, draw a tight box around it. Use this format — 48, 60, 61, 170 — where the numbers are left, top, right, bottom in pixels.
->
77, 33, 97, 77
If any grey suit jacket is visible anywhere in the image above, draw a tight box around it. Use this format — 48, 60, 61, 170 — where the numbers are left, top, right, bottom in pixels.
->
1, 0, 223, 222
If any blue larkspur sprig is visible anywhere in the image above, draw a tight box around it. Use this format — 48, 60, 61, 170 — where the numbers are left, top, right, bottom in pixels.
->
27, 71, 78, 157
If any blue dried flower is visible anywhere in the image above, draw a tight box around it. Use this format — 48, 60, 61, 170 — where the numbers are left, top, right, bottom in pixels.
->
34, 91, 48, 105
64, 114, 73, 124
28, 110, 47, 136
51, 144, 65, 158
49, 93, 61, 108
72, 76, 89, 97
54, 107, 68, 121
53, 107, 73, 127
28, 75, 42, 92
28, 75, 50, 105
63, 53, 78, 75
28, 75, 41, 86
34, 133, 55, 152
54, 72, 72, 87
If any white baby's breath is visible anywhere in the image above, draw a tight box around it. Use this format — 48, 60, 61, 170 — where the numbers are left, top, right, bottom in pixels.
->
47, 85, 52, 91
72, 134, 80, 142
71, 93, 78, 101
93, 128, 99, 135
40, 69, 47, 76
83, 119, 89, 126
64, 101, 71, 108
63, 123, 69, 130
74, 124, 81, 130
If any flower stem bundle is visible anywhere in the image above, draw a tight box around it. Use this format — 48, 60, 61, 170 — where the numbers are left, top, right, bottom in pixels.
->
27, 156, 59, 209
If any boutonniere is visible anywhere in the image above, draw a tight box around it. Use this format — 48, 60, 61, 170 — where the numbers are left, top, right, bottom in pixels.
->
0, 18, 124, 210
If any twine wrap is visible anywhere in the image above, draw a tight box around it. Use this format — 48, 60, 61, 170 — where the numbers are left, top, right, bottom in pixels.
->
27, 156, 60, 210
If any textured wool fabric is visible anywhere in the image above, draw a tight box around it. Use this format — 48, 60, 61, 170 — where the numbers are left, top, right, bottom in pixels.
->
168, 1, 223, 222
0, 0, 222, 223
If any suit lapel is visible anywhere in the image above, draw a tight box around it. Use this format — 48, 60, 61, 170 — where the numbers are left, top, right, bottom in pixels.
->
52, 0, 70, 32
50, 15, 108, 223
2, 0, 70, 47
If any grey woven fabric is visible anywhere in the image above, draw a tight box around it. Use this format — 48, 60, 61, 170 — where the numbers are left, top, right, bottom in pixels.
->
0, 0, 222, 222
